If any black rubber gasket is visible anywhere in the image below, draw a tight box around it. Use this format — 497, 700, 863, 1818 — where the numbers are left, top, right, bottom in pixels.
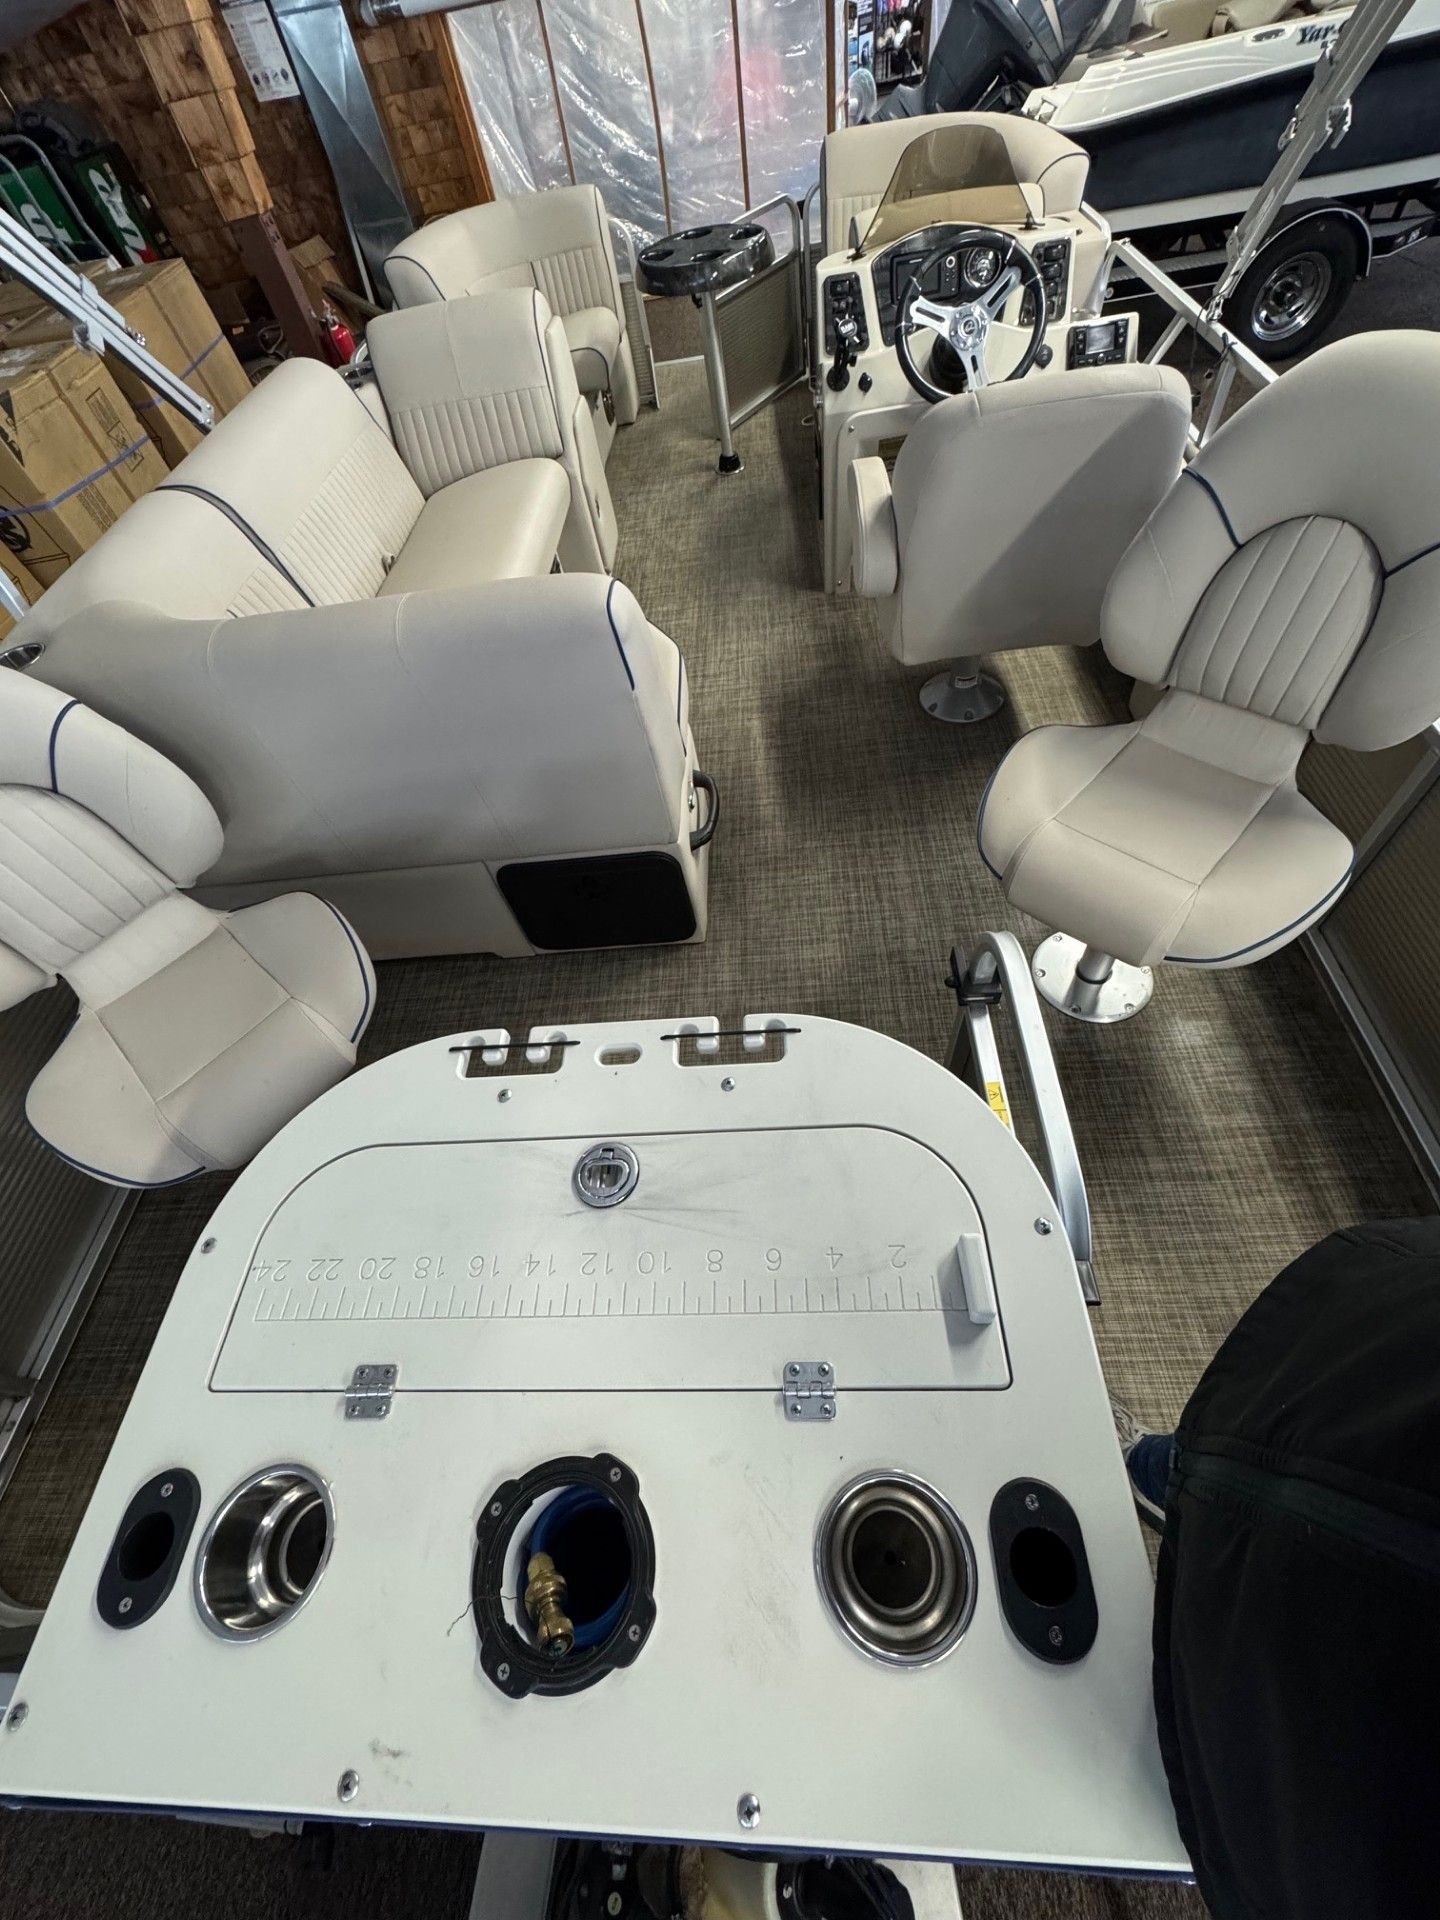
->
95, 1468, 200, 1630
472, 1452, 656, 1698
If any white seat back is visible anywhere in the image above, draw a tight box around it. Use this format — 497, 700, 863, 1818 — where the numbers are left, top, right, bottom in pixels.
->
385, 185, 624, 324
1103, 330, 1440, 752
880, 363, 1192, 665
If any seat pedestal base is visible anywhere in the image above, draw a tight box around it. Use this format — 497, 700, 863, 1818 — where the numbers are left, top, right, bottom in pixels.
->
1032, 934, 1154, 1025
920, 662, 1004, 724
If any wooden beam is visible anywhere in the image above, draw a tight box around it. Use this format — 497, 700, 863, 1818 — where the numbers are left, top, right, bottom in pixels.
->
434, 17, 494, 208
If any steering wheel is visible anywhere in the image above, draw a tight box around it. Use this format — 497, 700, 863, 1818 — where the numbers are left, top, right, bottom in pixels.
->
895, 228, 1048, 403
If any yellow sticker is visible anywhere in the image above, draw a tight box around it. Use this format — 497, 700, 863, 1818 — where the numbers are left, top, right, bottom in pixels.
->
985, 1080, 1013, 1130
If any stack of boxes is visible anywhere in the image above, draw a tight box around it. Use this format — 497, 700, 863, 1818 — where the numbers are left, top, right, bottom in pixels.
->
0, 258, 252, 606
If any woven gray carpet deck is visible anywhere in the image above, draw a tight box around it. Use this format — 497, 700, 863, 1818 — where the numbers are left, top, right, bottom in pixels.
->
0, 361, 1427, 1920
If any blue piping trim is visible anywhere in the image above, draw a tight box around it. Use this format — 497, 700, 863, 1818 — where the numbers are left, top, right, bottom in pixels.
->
47, 698, 78, 793
974, 747, 1012, 882
1183, 467, 1239, 548
605, 578, 635, 689
27, 1119, 202, 1190
1385, 537, 1440, 580
318, 898, 373, 1043
5, 442, 151, 515
1165, 858, 1354, 966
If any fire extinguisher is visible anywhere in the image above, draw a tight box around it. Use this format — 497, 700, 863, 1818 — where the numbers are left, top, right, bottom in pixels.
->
320, 308, 357, 366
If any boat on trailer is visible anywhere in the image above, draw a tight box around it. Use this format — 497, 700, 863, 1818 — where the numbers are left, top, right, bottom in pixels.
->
0, 0, 1435, 1914
875, 0, 1440, 351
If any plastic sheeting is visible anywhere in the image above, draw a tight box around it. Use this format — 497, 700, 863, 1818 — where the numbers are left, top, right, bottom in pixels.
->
732, 0, 828, 211
637, 0, 746, 229
449, 1, 569, 201
544, 0, 667, 240
448, 0, 827, 243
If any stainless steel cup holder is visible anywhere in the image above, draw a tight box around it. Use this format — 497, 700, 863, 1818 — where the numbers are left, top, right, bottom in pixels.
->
815, 1470, 976, 1667
194, 1465, 333, 1642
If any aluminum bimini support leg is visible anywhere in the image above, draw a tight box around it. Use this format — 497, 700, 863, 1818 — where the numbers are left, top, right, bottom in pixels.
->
946, 932, 1099, 1303
1032, 934, 1155, 1025
920, 656, 1005, 724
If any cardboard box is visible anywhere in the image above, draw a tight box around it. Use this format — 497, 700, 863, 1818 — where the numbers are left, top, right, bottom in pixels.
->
9, 260, 253, 467
290, 235, 341, 320
0, 340, 167, 588
0, 545, 42, 645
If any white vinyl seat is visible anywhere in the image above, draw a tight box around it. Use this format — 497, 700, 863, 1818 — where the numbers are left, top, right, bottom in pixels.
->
849, 364, 1192, 720
1, 674, 373, 1187
383, 185, 643, 463
979, 331, 1440, 1021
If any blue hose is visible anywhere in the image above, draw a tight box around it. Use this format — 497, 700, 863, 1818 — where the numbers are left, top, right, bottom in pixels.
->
524, 1487, 629, 1650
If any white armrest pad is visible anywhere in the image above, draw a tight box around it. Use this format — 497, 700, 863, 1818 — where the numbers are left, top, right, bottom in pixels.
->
848, 457, 899, 597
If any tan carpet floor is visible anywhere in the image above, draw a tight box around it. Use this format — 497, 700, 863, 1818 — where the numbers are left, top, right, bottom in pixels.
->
0, 362, 1427, 1919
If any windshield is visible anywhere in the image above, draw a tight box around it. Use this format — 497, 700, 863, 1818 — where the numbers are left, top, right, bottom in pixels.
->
858, 126, 1032, 255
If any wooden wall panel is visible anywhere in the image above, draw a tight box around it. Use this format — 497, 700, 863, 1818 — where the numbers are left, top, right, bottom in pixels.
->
347, 5, 489, 222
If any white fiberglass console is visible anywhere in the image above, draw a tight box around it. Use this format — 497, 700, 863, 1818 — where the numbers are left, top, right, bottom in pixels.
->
0, 1011, 1186, 1879
817, 118, 1139, 591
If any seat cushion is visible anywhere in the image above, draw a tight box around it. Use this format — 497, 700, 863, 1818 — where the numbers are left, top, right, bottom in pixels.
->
26, 893, 373, 1186
379, 461, 569, 596
563, 305, 622, 397
978, 690, 1354, 969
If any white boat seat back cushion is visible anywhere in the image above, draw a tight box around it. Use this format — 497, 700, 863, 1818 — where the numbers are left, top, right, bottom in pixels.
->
0, 673, 373, 1186
869, 363, 1191, 663
1103, 330, 1440, 751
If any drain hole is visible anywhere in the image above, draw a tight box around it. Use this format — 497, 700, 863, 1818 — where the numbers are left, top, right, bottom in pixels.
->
195, 1467, 333, 1641
848, 1505, 936, 1617
817, 1473, 975, 1666
1009, 1527, 1078, 1608
117, 1509, 175, 1584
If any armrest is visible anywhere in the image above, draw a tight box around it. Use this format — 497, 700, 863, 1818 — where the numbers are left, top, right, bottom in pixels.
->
366, 289, 567, 496
848, 456, 899, 597
32, 579, 689, 885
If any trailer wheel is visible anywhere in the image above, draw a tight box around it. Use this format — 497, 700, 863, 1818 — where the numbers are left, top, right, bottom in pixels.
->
1225, 217, 1359, 361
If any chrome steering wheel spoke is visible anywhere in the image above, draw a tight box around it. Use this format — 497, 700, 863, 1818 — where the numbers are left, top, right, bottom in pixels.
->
907, 292, 956, 341
976, 264, 1021, 322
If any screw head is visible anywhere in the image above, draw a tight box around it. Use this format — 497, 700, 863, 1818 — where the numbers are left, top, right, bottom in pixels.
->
1048, 1624, 1064, 1648
609, 1466, 622, 1484
7, 1702, 27, 1729
498, 1088, 511, 1103
200, 1238, 216, 1255
160, 1482, 174, 1499
720, 1076, 736, 1092
737, 1792, 761, 1830
497, 1662, 511, 1683
818, 1363, 830, 1376
118, 1596, 133, 1615
490, 1501, 503, 1518
607, 1894, 624, 1916
822, 1404, 836, 1419
787, 1362, 800, 1377
1024, 1491, 1040, 1512
627, 1623, 642, 1644
337, 1768, 359, 1802
1034, 1218, 1054, 1236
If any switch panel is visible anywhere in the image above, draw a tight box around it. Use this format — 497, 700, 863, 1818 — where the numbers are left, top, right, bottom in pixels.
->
824, 272, 869, 354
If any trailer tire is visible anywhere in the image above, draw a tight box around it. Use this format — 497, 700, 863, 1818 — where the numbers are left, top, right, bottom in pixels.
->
1225, 217, 1360, 361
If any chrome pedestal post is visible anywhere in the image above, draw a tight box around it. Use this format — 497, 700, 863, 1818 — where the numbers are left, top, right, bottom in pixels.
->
920, 657, 1004, 723
700, 290, 742, 474
1033, 934, 1154, 1024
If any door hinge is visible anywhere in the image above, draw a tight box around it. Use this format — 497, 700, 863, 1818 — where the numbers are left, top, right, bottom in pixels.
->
344, 1363, 397, 1420
784, 1360, 836, 1421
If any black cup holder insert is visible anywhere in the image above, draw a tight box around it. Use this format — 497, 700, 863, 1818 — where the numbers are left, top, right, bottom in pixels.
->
96, 1468, 201, 1630
989, 1478, 1097, 1664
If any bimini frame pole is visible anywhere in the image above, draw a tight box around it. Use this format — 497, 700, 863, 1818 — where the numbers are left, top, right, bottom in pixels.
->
1208, 0, 1417, 313
0, 206, 213, 431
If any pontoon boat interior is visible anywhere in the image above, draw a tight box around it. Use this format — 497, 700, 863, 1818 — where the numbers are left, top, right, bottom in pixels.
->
0, 43, 1437, 1920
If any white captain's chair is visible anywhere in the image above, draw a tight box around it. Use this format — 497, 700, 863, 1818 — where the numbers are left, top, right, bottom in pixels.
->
979, 331, 1440, 1022
0, 673, 374, 1186
383, 184, 643, 462
850, 363, 1192, 719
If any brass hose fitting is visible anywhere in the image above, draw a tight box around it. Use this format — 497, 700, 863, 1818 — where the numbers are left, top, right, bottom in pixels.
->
524, 1551, 574, 1657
